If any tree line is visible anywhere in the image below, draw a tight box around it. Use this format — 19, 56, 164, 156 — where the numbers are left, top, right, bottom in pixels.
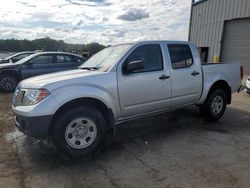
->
0, 37, 106, 55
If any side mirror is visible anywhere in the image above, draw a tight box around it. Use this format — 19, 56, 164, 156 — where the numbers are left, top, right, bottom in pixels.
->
125, 60, 144, 74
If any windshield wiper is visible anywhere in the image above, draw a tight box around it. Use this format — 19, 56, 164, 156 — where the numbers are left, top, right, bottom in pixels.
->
79, 66, 98, 71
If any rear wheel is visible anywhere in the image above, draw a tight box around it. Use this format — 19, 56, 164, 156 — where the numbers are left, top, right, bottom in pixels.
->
51, 106, 107, 158
199, 89, 227, 121
0, 73, 18, 92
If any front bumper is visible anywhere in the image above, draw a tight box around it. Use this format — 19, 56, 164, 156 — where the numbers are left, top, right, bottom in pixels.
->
14, 114, 53, 139
246, 85, 250, 94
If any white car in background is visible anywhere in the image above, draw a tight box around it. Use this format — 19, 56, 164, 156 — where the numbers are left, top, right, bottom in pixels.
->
246, 75, 250, 94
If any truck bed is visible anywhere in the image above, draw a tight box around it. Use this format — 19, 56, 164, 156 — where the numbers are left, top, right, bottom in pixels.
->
202, 63, 241, 93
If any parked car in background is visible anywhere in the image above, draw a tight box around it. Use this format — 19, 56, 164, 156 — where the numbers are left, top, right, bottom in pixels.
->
0, 52, 85, 91
12, 41, 243, 157
246, 75, 250, 94
0, 51, 34, 64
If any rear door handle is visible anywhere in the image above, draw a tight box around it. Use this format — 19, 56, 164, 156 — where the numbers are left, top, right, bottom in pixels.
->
159, 74, 170, 80
191, 71, 200, 76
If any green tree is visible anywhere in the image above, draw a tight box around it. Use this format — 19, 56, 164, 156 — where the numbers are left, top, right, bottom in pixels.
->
0, 38, 106, 55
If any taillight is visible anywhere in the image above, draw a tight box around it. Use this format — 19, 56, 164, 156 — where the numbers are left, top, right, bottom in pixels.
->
240, 65, 244, 80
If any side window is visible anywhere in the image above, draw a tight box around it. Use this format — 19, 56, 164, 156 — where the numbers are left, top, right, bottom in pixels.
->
124, 44, 163, 73
56, 55, 72, 63
72, 56, 84, 63
31, 55, 54, 64
183, 45, 193, 66
168, 44, 194, 69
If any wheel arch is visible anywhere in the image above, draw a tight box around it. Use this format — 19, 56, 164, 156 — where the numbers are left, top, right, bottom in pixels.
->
49, 97, 115, 135
205, 80, 231, 104
0, 70, 21, 81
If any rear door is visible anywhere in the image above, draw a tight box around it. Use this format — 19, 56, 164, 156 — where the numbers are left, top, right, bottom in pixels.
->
167, 43, 202, 107
21, 54, 55, 79
117, 43, 172, 118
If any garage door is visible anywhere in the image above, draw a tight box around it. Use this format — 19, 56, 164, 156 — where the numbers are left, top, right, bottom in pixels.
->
221, 18, 250, 74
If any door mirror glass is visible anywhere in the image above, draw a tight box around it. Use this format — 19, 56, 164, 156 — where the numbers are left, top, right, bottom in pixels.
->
125, 60, 144, 74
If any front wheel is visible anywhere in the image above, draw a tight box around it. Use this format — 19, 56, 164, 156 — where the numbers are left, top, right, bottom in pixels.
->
51, 106, 107, 158
0, 73, 18, 92
199, 89, 227, 121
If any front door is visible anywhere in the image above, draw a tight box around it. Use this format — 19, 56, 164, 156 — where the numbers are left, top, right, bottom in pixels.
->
21, 54, 55, 79
117, 43, 172, 118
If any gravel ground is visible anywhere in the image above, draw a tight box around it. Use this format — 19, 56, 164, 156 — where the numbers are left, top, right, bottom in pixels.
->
0, 84, 250, 188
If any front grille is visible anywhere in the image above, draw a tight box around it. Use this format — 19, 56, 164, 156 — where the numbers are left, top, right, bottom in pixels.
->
13, 89, 25, 107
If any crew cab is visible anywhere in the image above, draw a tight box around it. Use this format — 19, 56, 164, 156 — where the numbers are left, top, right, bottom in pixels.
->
12, 41, 243, 157
0, 52, 85, 91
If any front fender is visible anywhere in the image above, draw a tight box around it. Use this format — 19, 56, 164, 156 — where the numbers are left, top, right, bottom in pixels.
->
50, 84, 120, 119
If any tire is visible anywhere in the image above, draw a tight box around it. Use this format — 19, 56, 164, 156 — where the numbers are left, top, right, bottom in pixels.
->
51, 106, 107, 158
0, 73, 18, 92
199, 89, 227, 121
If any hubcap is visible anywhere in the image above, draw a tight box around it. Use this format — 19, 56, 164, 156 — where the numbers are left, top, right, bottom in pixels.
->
65, 117, 97, 149
0, 77, 16, 91
211, 96, 223, 115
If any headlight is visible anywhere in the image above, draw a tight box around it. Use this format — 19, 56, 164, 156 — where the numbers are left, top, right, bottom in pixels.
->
22, 89, 50, 106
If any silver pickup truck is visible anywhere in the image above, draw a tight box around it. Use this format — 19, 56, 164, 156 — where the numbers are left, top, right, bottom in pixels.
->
12, 41, 243, 157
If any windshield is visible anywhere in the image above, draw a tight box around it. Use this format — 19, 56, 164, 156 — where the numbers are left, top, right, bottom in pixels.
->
15, 53, 37, 64
4, 53, 17, 60
5, 52, 28, 60
80, 44, 132, 71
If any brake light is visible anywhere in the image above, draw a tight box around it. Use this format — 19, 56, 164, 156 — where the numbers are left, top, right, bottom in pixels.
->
240, 65, 244, 80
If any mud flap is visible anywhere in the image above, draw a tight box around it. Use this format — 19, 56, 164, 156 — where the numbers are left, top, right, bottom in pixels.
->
237, 85, 245, 93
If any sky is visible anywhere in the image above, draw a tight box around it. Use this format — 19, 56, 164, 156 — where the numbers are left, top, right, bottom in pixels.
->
0, 0, 192, 45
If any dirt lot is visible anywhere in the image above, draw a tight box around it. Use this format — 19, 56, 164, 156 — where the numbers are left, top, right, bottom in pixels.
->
0, 86, 250, 188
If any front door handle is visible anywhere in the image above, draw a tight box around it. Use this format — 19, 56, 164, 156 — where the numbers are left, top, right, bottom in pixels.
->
191, 71, 200, 76
159, 74, 170, 80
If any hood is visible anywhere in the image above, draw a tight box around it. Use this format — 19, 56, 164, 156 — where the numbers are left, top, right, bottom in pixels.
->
0, 62, 15, 68
20, 69, 106, 90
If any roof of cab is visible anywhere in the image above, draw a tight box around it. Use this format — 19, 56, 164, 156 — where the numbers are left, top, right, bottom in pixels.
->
33, 51, 83, 57
111, 40, 194, 47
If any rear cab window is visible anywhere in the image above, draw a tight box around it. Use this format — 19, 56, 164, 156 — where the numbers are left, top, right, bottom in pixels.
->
168, 44, 194, 69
